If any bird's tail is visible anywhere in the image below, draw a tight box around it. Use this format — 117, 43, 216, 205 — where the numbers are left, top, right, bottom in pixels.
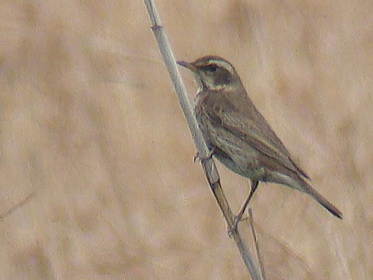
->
301, 179, 343, 219
268, 171, 343, 219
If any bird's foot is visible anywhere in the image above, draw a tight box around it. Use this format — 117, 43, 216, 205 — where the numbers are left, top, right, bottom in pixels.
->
193, 148, 214, 163
227, 215, 248, 237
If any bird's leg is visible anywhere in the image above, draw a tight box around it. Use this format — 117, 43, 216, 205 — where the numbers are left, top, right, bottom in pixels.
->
230, 180, 259, 232
193, 146, 215, 163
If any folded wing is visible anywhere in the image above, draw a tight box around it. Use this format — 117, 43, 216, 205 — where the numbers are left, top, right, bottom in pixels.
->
199, 91, 310, 179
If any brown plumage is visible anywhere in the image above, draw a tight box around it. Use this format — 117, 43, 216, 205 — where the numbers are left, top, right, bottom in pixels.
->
178, 55, 342, 220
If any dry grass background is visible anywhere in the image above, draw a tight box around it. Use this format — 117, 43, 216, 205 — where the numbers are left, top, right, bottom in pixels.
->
0, 0, 372, 279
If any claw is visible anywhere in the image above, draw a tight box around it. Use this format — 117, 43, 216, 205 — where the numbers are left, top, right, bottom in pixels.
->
227, 216, 239, 237
193, 148, 214, 163
228, 215, 249, 237
193, 153, 199, 163
228, 216, 241, 236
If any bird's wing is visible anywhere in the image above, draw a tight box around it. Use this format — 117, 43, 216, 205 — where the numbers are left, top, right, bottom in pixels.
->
200, 91, 310, 179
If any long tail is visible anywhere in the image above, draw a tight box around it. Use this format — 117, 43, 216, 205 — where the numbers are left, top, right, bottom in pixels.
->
268, 171, 343, 219
301, 179, 343, 219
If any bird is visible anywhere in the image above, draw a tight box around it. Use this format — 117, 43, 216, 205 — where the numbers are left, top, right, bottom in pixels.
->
177, 55, 342, 226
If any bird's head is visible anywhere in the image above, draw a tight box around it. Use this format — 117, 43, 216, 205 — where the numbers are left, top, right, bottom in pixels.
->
178, 56, 241, 91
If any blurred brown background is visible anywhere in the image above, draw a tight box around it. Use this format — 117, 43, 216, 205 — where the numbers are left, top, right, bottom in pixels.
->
0, 1, 372, 279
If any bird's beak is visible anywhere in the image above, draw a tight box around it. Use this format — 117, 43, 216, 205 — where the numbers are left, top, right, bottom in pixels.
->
177, 60, 197, 72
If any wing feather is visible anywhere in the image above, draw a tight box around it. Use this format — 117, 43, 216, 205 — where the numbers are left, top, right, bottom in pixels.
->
198, 90, 310, 179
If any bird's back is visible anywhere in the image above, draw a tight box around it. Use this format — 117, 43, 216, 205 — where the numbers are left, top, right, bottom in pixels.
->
195, 87, 310, 180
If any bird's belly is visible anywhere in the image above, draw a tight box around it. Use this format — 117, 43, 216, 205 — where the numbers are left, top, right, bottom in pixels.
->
213, 150, 265, 180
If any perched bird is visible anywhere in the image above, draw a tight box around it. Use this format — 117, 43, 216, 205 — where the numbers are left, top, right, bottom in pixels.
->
178, 56, 342, 224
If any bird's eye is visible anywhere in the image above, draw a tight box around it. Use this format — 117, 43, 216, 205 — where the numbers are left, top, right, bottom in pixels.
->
205, 64, 218, 72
